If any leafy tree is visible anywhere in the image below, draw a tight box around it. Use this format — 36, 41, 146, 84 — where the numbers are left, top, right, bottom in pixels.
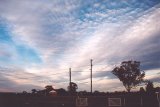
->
31, 89, 37, 94
112, 61, 145, 92
139, 87, 145, 93
36, 85, 54, 96
94, 90, 100, 95
67, 82, 78, 93
45, 85, 54, 94
22, 91, 27, 94
146, 81, 154, 93
45, 85, 54, 91
54, 88, 68, 96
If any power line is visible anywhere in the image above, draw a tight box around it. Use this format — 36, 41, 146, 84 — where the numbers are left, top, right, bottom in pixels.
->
1, 61, 159, 90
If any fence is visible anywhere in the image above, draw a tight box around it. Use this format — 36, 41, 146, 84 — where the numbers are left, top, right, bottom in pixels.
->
0, 93, 159, 107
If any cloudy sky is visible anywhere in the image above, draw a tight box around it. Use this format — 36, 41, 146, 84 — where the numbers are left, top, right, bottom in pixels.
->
0, 0, 160, 92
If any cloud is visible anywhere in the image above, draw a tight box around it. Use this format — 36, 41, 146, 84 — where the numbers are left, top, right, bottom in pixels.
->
0, 67, 43, 92
0, 66, 69, 91
0, 0, 159, 92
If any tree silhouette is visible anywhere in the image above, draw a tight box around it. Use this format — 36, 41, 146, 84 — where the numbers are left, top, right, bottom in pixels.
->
22, 91, 27, 94
36, 85, 54, 96
45, 85, 54, 91
139, 87, 145, 93
67, 82, 78, 93
146, 81, 154, 93
112, 61, 145, 92
31, 89, 37, 94
53, 88, 67, 96
44, 85, 54, 95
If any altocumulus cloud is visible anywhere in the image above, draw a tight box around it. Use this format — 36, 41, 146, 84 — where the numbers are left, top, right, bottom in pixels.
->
0, 0, 160, 92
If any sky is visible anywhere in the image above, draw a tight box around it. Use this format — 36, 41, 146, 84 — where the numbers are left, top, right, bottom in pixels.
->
0, 0, 160, 92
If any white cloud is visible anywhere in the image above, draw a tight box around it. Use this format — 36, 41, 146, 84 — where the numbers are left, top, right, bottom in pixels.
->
0, 0, 159, 92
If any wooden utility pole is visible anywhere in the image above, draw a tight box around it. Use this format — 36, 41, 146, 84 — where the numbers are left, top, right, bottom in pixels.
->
69, 68, 71, 90
90, 59, 93, 93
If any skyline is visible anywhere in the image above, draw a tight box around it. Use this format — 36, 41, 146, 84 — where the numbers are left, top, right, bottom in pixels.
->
0, 0, 160, 92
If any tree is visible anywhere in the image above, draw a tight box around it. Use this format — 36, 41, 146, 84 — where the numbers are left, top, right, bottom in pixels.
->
44, 85, 54, 95
38, 85, 54, 96
31, 89, 37, 94
112, 60, 145, 92
22, 91, 27, 94
139, 87, 145, 93
45, 85, 54, 91
67, 82, 78, 93
53, 88, 68, 96
94, 90, 100, 95
146, 81, 154, 93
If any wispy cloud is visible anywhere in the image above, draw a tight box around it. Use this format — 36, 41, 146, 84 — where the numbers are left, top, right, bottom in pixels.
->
0, 0, 159, 92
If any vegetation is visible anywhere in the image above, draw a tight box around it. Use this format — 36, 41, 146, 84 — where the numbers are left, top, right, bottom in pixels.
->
146, 81, 154, 93
112, 61, 145, 92
67, 82, 78, 94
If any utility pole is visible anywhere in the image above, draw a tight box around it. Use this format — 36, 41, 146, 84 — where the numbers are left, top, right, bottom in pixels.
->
69, 68, 71, 91
90, 59, 93, 93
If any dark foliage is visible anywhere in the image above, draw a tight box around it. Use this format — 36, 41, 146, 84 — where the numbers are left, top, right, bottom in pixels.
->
146, 81, 154, 94
67, 82, 78, 94
54, 88, 68, 96
31, 89, 37, 94
112, 61, 145, 92
139, 87, 145, 93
